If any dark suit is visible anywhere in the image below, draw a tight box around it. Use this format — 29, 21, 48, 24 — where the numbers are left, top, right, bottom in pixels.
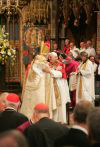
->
24, 124, 48, 147
91, 143, 100, 147
55, 128, 90, 147
0, 108, 28, 133
35, 117, 69, 147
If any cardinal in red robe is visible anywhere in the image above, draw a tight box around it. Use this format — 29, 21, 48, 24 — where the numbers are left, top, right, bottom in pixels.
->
65, 56, 79, 108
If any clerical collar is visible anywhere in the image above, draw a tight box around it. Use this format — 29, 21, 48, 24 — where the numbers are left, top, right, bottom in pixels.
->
5, 107, 17, 112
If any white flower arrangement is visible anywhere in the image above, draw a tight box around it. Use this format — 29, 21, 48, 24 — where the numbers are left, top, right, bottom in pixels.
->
0, 28, 16, 65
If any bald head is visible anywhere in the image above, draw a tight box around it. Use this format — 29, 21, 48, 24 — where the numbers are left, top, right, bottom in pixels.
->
4, 93, 20, 110
32, 103, 49, 123
87, 108, 100, 143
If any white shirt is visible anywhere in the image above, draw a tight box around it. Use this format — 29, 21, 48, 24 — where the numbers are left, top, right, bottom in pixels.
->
98, 63, 100, 75
5, 107, 17, 111
92, 63, 97, 73
86, 47, 96, 57
80, 48, 86, 53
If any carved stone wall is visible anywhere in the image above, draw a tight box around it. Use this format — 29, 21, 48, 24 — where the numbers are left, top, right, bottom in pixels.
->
50, 0, 57, 49
21, 0, 51, 84
97, 12, 100, 54
0, 0, 99, 90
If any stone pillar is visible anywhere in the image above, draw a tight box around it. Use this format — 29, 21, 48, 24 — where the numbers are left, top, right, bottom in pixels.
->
50, 0, 57, 50
97, 12, 100, 54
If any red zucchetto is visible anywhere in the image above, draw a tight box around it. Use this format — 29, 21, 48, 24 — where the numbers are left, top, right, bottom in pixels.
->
34, 103, 49, 112
6, 93, 20, 103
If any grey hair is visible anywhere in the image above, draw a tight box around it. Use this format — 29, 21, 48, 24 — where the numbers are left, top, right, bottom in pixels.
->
0, 130, 29, 147
34, 109, 49, 114
73, 100, 94, 123
87, 107, 100, 142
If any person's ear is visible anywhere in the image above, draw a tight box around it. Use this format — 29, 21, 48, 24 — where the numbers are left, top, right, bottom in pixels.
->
48, 112, 50, 118
17, 103, 21, 111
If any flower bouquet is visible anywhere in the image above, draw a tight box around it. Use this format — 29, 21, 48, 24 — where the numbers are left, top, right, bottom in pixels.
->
0, 28, 16, 65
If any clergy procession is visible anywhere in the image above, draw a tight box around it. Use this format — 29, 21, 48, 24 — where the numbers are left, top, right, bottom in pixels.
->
0, 38, 100, 147
21, 39, 99, 122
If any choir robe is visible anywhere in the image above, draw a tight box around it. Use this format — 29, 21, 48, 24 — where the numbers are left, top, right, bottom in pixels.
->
20, 61, 57, 119
76, 59, 95, 103
50, 63, 70, 123
92, 63, 97, 73
80, 48, 86, 53
86, 47, 96, 57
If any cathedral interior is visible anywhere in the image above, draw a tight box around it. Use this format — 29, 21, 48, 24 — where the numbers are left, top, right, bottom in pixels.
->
0, 0, 100, 93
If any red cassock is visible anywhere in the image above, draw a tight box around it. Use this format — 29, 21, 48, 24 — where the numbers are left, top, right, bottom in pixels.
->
17, 120, 31, 132
62, 45, 70, 54
65, 58, 79, 108
65, 59, 79, 77
60, 63, 67, 79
